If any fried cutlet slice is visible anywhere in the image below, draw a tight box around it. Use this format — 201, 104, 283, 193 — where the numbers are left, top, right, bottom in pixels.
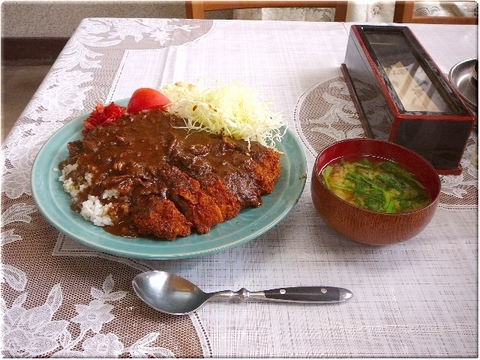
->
214, 136, 281, 207
168, 139, 242, 220
133, 196, 192, 240
202, 177, 241, 220
250, 147, 282, 194
159, 164, 224, 234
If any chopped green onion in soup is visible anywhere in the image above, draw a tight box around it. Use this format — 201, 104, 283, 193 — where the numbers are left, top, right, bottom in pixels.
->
322, 157, 430, 214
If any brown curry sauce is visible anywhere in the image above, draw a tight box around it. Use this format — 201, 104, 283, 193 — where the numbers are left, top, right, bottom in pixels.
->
59, 110, 281, 240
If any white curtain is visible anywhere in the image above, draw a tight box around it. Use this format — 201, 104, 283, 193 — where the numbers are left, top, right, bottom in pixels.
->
233, 1, 478, 22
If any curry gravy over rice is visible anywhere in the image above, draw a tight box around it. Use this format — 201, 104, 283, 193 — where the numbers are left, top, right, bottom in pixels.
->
59, 109, 281, 240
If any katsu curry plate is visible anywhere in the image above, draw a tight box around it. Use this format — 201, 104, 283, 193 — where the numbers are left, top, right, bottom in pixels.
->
31, 81, 307, 259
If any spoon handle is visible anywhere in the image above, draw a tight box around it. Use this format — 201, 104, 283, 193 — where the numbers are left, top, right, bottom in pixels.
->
262, 286, 353, 303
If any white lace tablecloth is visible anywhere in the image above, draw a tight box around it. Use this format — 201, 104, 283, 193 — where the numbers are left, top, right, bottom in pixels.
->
1, 19, 477, 357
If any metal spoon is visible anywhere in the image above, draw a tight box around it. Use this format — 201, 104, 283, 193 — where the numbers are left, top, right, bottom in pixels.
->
132, 270, 353, 315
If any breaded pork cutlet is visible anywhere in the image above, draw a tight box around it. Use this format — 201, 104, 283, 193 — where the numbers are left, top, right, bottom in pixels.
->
133, 196, 192, 240
156, 163, 225, 234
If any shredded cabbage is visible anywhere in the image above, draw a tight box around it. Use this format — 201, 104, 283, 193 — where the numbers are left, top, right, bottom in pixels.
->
161, 80, 285, 148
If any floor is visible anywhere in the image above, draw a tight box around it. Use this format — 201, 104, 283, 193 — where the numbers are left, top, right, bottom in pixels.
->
1, 65, 51, 143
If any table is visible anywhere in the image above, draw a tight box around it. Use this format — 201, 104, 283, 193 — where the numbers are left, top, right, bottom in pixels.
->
1, 18, 477, 357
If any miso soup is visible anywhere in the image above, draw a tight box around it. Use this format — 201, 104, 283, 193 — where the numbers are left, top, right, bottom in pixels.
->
322, 157, 430, 214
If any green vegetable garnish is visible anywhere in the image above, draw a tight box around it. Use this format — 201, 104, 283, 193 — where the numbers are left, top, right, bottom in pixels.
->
321, 157, 429, 214
322, 165, 334, 190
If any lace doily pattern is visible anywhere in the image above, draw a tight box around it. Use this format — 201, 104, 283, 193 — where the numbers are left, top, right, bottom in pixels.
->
2, 239, 208, 357
294, 76, 478, 210
1, 18, 214, 358
2, 18, 213, 200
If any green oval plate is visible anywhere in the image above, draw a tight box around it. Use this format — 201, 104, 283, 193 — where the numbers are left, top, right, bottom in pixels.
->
31, 100, 307, 259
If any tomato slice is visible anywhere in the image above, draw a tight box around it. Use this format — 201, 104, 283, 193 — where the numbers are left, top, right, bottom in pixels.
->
127, 88, 171, 114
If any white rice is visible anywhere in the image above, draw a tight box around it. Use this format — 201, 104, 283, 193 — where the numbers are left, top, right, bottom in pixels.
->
59, 161, 114, 227
102, 189, 119, 200
59, 163, 80, 199
80, 195, 113, 226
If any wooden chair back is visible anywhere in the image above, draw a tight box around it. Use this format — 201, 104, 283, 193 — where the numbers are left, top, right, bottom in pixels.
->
394, 1, 478, 24
185, 1, 348, 22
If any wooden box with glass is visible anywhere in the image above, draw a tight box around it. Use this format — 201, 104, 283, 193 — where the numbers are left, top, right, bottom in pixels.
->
341, 25, 475, 175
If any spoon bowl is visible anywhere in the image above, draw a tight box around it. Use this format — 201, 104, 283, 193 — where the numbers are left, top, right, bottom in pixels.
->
132, 270, 214, 314
132, 271, 353, 315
